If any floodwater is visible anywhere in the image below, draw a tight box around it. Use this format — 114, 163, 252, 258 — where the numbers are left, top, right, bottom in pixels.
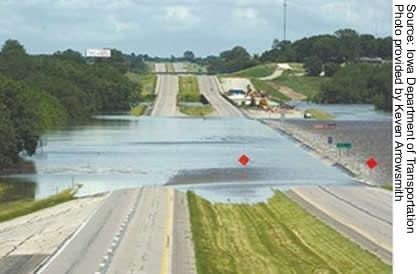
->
2, 115, 363, 203
290, 101, 392, 121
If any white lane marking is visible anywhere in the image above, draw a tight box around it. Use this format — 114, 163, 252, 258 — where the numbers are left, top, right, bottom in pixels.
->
35, 191, 113, 273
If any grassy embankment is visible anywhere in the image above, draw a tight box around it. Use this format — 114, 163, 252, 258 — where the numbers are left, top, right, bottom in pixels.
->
251, 78, 290, 102
304, 108, 335, 120
227, 63, 277, 78
166, 63, 175, 73
382, 184, 393, 191
127, 73, 157, 116
188, 191, 391, 274
178, 76, 213, 116
0, 188, 77, 223
273, 70, 330, 99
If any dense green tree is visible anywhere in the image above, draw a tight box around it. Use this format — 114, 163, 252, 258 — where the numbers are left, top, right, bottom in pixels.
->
183, 50, 195, 62
304, 56, 323, 76
335, 29, 360, 62
324, 62, 340, 77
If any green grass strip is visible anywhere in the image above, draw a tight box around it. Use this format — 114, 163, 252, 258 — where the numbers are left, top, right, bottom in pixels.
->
187, 191, 391, 274
179, 105, 213, 116
130, 104, 147, 116
0, 189, 76, 223
273, 71, 330, 99
251, 78, 290, 102
228, 64, 277, 78
179, 76, 201, 102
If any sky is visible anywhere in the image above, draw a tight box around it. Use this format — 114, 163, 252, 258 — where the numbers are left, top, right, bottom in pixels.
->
0, 0, 392, 57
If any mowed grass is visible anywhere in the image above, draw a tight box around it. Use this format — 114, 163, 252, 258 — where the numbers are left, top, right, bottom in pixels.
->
228, 63, 277, 78
305, 108, 335, 120
130, 104, 147, 116
273, 71, 330, 99
179, 76, 201, 102
180, 105, 213, 116
166, 63, 175, 73
188, 191, 391, 274
251, 78, 290, 102
0, 189, 76, 223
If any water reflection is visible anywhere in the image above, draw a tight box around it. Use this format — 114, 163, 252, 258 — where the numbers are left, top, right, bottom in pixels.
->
3, 115, 367, 202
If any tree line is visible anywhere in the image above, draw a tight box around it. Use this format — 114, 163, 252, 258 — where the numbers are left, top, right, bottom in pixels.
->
0, 40, 140, 168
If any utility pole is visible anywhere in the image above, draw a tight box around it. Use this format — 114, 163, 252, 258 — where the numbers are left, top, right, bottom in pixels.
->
283, 0, 287, 41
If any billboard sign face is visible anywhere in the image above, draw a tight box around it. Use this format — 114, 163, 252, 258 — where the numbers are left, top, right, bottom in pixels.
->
86, 49, 111, 58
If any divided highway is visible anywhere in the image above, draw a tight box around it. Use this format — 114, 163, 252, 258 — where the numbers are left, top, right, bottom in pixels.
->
35, 187, 195, 274
198, 76, 244, 118
289, 186, 392, 263
151, 75, 179, 117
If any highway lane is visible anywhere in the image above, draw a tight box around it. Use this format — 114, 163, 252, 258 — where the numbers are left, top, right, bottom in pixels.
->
151, 75, 179, 117
197, 75, 244, 118
106, 187, 169, 274
155, 63, 166, 73
35, 187, 195, 274
173, 63, 186, 73
290, 186, 392, 262
36, 189, 140, 274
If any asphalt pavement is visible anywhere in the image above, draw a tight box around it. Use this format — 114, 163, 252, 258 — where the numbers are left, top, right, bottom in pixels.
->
155, 63, 166, 73
197, 75, 244, 118
151, 75, 179, 117
288, 186, 392, 263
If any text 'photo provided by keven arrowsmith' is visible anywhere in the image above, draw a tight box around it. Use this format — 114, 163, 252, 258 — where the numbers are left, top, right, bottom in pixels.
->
393, 0, 416, 273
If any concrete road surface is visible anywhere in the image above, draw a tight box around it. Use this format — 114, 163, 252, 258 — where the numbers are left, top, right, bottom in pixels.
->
155, 63, 166, 73
173, 63, 186, 73
0, 195, 105, 274
198, 76, 244, 118
35, 187, 196, 274
289, 186, 392, 263
151, 75, 179, 117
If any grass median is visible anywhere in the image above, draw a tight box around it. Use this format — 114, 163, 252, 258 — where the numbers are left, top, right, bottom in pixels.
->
178, 76, 213, 116
188, 191, 391, 274
0, 188, 77, 223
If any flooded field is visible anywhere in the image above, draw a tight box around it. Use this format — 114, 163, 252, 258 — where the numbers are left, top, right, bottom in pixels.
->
291, 101, 392, 121
1, 115, 361, 202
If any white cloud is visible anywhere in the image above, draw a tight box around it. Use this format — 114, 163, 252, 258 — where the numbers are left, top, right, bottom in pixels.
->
232, 8, 264, 26
108, 15, 131, 33
159, 5, 200, 29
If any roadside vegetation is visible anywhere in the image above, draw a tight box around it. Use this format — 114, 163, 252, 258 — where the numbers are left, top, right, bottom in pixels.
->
228, 63, 276, 78
0, 40, 140, 170
178, 76, 201, 102
0, 188, 76, 223
382, 184, 393, 191
185, 62, 207, 73
304, 108, 335, 120
178, 76, 213, 116
130, 105, 148, 116
166, 63, 175, 73
188, 191, 391, 274
273, 71, 330, 99
250, 78, 290, 102
179, 105, 213, 116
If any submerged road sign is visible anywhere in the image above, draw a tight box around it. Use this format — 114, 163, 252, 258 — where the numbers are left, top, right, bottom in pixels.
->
336, 143, 352, 149
239, 154, 250, 166
367, 157, 378, 169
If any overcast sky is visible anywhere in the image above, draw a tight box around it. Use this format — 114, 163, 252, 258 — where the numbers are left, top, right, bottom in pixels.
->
0, 0, 391, 57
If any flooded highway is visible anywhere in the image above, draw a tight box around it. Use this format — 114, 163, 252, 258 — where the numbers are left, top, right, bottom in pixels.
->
3, 115, 359, 202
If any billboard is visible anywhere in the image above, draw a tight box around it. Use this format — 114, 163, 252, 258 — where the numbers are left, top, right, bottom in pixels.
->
86, 48, 112, 58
